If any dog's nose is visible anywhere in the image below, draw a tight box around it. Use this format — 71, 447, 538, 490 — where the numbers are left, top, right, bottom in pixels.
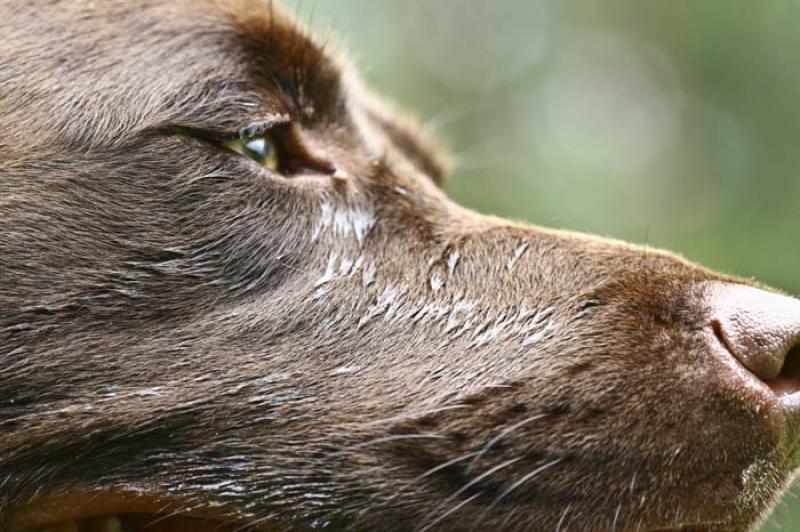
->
708, 284, 800, 391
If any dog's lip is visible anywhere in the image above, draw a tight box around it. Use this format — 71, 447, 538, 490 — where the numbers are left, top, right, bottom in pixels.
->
5, 489, 253, 531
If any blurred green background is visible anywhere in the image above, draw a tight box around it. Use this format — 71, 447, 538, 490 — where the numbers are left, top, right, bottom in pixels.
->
284, 1, 799, 528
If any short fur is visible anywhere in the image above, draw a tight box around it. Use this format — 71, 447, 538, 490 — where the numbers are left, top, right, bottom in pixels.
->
0, 1, 796, 531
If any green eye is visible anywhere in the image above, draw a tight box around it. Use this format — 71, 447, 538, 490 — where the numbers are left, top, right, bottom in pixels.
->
224, 134, 279, 171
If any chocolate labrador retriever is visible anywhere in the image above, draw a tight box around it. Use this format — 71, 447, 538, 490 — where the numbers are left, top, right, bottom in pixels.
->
2, 1, 800, 531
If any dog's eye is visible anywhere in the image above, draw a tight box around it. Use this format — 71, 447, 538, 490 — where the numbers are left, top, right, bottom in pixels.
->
224, 134, 279, 171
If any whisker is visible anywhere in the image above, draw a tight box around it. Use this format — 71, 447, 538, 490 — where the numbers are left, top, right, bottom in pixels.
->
473, 457, 563, 526
388, 451, 482, 501
555, 502, 572, 532
417, 493, 481, 532
415, 451, 481, 481
467, 413, 548, 472
418, 457, 521, 531
611, 501, 622, 532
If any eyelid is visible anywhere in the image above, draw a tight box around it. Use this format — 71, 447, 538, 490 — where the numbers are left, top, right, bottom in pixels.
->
169, 116, 292, 146
238, 116, 292, 139
173, 118, 335, 177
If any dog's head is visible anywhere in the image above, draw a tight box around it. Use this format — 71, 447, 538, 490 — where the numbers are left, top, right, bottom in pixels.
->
2, 1, 800, 531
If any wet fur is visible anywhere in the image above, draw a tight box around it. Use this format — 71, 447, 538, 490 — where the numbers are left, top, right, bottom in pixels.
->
0, 1, 796, 531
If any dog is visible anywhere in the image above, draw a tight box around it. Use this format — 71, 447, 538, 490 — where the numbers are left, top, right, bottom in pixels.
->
2, 1, 800, 530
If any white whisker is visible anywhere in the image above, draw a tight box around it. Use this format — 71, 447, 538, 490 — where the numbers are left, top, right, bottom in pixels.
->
467, 414, 547, 472
417, 493, 481, 532
387, 452, 481, 501
480, 458, 563, 519
555, 502, 572, 532
418, 457, 521, 531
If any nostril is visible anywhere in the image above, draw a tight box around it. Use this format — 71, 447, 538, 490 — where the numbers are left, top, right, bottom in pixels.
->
707, 283, 800, 396
713, 318, 800, 396
711, 319, 736, 363
767, 344, 800, 396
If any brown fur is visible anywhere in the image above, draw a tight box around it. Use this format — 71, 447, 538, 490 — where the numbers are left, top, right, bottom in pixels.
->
0, 1, 797, 531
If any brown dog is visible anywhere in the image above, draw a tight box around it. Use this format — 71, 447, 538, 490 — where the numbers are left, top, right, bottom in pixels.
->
2, 1, 800, 531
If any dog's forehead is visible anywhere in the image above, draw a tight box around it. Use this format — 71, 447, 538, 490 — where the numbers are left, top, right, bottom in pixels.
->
0, 0, 345, 145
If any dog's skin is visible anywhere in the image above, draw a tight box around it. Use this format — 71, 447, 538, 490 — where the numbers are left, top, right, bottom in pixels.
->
2, 1, 800, 531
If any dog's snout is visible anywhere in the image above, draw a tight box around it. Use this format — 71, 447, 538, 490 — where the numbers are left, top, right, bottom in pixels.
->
708, 283, 800, 393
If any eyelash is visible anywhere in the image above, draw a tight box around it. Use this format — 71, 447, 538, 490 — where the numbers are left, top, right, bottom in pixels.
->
237, 121, 281, 139
179, 122, 281, 156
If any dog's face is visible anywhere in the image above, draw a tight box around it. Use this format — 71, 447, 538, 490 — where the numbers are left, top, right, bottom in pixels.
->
2, 1, 800, 531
